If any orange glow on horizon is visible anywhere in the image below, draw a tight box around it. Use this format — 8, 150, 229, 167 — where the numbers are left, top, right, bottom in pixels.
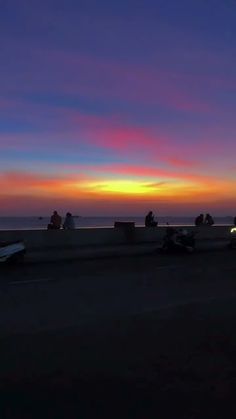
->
86, 180, 165, 195
1, 170, 236, 214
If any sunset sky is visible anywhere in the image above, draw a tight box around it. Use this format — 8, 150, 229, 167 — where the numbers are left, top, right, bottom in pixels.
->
1, 0, 236, 216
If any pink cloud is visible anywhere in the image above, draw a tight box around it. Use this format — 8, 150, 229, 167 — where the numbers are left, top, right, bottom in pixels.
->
0, 101, 210, 170
0, 94, 230, 171
0, 100, 170, 157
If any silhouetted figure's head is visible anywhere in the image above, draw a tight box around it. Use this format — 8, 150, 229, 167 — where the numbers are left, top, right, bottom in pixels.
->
53, 211, 58, 216
66, 212, 72, 217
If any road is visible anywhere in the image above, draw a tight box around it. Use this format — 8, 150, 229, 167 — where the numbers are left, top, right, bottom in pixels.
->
0, 250, 236, 334
1, 250, 236, 418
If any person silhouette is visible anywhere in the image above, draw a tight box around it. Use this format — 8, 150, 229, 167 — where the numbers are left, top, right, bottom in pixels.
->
63, 212, 75, 230
145, 211, 158, 227
47, 211, 62, 230
205, 213, 214, 226
195, 214, 204, 226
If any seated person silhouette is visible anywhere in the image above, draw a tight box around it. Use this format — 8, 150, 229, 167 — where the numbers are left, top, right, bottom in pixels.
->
205, 213, 214, 226
63, 212, 75, 230
195, 214, 204, 226
145, 211, 158, 227
47, 211, 62, 230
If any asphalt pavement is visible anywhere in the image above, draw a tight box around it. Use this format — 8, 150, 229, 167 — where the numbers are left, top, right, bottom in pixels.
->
1, 250, 236, 418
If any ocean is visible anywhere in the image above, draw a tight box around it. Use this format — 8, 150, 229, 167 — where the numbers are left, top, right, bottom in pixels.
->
0, 216, 234, 230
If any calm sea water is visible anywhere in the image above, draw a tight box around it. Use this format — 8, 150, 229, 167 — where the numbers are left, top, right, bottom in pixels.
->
0, 216, 234, 230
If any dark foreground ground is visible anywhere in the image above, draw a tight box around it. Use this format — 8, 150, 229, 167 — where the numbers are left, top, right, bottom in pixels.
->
1, 250, 236, 418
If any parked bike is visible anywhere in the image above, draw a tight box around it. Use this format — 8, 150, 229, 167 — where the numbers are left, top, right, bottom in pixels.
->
161, 227, 196, 254
229, 227, 236, 249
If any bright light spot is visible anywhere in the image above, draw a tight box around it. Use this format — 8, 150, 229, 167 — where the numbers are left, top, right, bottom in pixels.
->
97, 181, 155, 195
231, 227, 236, 233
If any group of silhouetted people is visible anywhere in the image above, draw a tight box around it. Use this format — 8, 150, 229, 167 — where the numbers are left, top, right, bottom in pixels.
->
47, 211, 75, 230
195, 213, 214, 226
144, 210, 216, 228
47, 210, 220, 230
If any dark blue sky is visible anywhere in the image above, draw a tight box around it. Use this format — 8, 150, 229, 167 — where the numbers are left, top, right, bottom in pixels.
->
0, 0, 236, 215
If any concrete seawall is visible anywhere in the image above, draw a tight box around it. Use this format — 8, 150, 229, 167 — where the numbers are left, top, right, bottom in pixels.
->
1, 225, 232, 251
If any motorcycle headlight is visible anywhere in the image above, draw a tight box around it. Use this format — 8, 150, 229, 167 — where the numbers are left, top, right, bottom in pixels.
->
230, 227, 236, 234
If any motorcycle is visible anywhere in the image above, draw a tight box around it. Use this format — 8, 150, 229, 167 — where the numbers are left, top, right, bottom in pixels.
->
161, 227, 196, 254
0, 241, 26, 264
229, 227, 236, 249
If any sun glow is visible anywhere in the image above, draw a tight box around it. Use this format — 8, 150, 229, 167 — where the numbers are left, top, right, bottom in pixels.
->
93, 180, 160, 195
71, 177, 226, 200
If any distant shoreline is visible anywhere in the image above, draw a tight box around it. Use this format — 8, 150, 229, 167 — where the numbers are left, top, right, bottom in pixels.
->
0, 216, 234, 231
